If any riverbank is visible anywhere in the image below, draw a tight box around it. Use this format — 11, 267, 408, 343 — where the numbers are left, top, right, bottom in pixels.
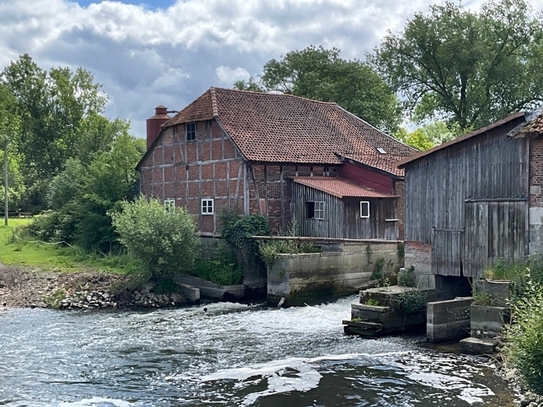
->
0, 264, 189, 309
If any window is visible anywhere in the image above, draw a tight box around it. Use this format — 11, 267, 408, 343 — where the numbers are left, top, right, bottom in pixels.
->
186, 122, 196, 141
164, 199, 175, 212
360, 201, 370, 218
376, 147, 387, 154
306, 201, 325, 219
201, 198, 214, 215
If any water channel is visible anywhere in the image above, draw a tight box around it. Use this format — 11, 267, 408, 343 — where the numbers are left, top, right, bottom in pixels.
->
0, 296, 517, 406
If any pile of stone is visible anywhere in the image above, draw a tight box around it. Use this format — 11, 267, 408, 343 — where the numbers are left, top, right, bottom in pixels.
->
58, 287, 186, 310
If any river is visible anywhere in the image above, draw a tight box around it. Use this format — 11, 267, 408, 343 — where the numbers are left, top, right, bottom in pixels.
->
0, 296, 517, 406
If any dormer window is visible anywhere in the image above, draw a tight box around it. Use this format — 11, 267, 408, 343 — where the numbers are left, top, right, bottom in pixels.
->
186, 123, 196, 141
376, 147, 387, 154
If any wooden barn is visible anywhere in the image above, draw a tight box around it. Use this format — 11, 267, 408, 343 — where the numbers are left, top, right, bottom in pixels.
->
397, 111, 543, 293
136, 87, 416, 239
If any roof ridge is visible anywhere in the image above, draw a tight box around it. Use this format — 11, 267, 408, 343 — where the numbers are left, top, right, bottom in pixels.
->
210, 87, 219, 117
213, 87, 338, 105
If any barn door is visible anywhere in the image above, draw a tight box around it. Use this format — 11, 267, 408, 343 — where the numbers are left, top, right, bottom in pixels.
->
463, 200, 527, 277
432, 229, 463, 276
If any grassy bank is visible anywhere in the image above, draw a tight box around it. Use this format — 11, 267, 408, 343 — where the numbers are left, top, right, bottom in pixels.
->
0, 218, 131, 274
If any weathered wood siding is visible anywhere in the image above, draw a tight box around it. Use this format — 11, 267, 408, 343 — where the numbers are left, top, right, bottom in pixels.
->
292, 183, 397, 239
404, 118, 529, 277
463, 200, 527, 276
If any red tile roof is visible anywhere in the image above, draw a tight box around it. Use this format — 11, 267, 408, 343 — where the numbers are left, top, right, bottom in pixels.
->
293, 177, 398, 199
397, 112, 526, 168
508, 110, 543, 138
163, 87, 416, 166
340, 153, 406, 177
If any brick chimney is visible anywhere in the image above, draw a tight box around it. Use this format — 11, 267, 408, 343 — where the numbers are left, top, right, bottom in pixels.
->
146, 105, 170, 149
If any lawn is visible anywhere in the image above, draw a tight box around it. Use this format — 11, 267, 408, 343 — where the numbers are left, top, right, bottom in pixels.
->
0, 218, 130, 274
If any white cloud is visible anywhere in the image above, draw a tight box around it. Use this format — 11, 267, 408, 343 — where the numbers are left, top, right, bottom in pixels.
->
215, 66, 251, 84
1, 0, 542, 137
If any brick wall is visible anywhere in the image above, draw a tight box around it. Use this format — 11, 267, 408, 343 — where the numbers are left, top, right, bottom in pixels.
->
139, 119, 245, 234
529, 137, 543, 253
394, 179, 405, 239
404, 241, 434, 289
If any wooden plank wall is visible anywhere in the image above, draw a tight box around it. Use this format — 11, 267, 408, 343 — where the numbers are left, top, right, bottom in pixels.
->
291, 183, 398, 239
404, 118, 529, 276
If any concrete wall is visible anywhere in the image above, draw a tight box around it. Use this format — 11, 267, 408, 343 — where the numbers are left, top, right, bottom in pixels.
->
404, 241, 434, 289
426, 297, 472, 342
267, 240, 402, 306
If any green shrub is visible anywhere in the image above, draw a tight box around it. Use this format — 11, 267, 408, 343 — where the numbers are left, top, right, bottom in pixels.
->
472, 290, 493, 306
110, 197, 200, 284
392, 290, 426, 314
365, 298, 381, 306
504, 281, 543, 395
370, 258, 385, 281
192, 259, 243, 286
397, 266, 416, 287
484, 258, 526, 281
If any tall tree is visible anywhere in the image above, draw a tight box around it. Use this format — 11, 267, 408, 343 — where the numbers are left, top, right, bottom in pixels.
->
235, 46, 402, 132
372, 0, 543, 130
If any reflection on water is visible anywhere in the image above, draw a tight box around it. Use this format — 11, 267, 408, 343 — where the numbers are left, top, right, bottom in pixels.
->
0, 297, 517, 406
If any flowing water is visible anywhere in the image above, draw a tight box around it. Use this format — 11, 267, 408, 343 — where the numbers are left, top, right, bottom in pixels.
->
0, 296, 517, 407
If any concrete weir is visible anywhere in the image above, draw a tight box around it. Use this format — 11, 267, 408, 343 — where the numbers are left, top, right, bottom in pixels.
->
426, 297, 472, 342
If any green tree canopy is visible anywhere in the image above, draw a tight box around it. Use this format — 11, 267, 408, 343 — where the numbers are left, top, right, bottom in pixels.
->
372, 0, 543, 130
394, 121, 464, 151
234, 46, 402, 132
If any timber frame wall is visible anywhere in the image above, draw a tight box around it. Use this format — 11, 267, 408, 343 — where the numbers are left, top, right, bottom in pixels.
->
139, 119, 338, 234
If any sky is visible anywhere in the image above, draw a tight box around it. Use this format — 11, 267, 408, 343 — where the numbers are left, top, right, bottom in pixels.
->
1, 0, 542, 138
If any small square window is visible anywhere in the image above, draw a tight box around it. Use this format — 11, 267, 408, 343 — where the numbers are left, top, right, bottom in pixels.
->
376, 147, 387, 154
164, 199, 175, 212
360, 201, 370, 218
201, 198, 214, 215
306, 201, 325, 219
186, 122, 196, 141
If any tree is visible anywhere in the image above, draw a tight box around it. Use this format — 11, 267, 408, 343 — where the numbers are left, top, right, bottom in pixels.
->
394, 121, 465, 151
235, 46, 402, 132
110, 197, 200, 284
372, 0, 543, 130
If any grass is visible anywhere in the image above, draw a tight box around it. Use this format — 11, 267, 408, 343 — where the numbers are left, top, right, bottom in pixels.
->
0, 218, 133, 274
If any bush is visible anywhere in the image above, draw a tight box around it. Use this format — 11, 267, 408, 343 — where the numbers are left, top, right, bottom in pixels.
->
110, 197, 200, 283
392, 290, 426, 314
397, 265, 416, 287
505, 281, 543, 395
192, 259, 243, 286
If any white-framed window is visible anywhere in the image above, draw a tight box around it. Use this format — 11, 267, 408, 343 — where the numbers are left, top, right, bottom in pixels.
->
186, 122, 197, 141
360, 201, 370, 218
201, 198, 214, 215
306, 201, 325, 219
164, 198, 175, 212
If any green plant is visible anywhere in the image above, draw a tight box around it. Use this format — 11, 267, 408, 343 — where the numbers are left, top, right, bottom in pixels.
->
365, 298, 381, 306
371, 258, 385, 281
392, 290, 426, 314
43, 289, 66, 309
472, 290, 493, 306
398, 243, 405, 261
397, 266, 416, 287
365, 244, 373, 265
504, 281, 543, 395
484, 258, 526, 281
110, 197, 200, 283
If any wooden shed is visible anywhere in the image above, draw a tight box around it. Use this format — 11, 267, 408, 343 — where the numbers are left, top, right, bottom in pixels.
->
291, 177, 399, 239
397, 112, 541, 289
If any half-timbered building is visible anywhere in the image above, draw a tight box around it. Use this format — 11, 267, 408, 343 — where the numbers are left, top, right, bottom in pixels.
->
137, 88, 416, 239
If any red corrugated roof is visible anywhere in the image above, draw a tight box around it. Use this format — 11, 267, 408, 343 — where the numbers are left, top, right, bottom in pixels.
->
293, 176, 398, 199
162, 87, 416, 165
397, 112, 526, 168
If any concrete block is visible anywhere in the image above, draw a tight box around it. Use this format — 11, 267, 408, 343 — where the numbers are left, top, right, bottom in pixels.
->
470, 305, 510, 335
426, 297, 472, 342
473, 280, 510, 307
179, 284, 200, 304
460, 337, 497, 355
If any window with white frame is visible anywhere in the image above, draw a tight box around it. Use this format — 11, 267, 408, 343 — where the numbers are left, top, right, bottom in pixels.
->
201, 198, 214, 215
360, 201, 370, 218
186, 122, 196, 141
306, 201, 325, 219
164, 199, 175, 212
